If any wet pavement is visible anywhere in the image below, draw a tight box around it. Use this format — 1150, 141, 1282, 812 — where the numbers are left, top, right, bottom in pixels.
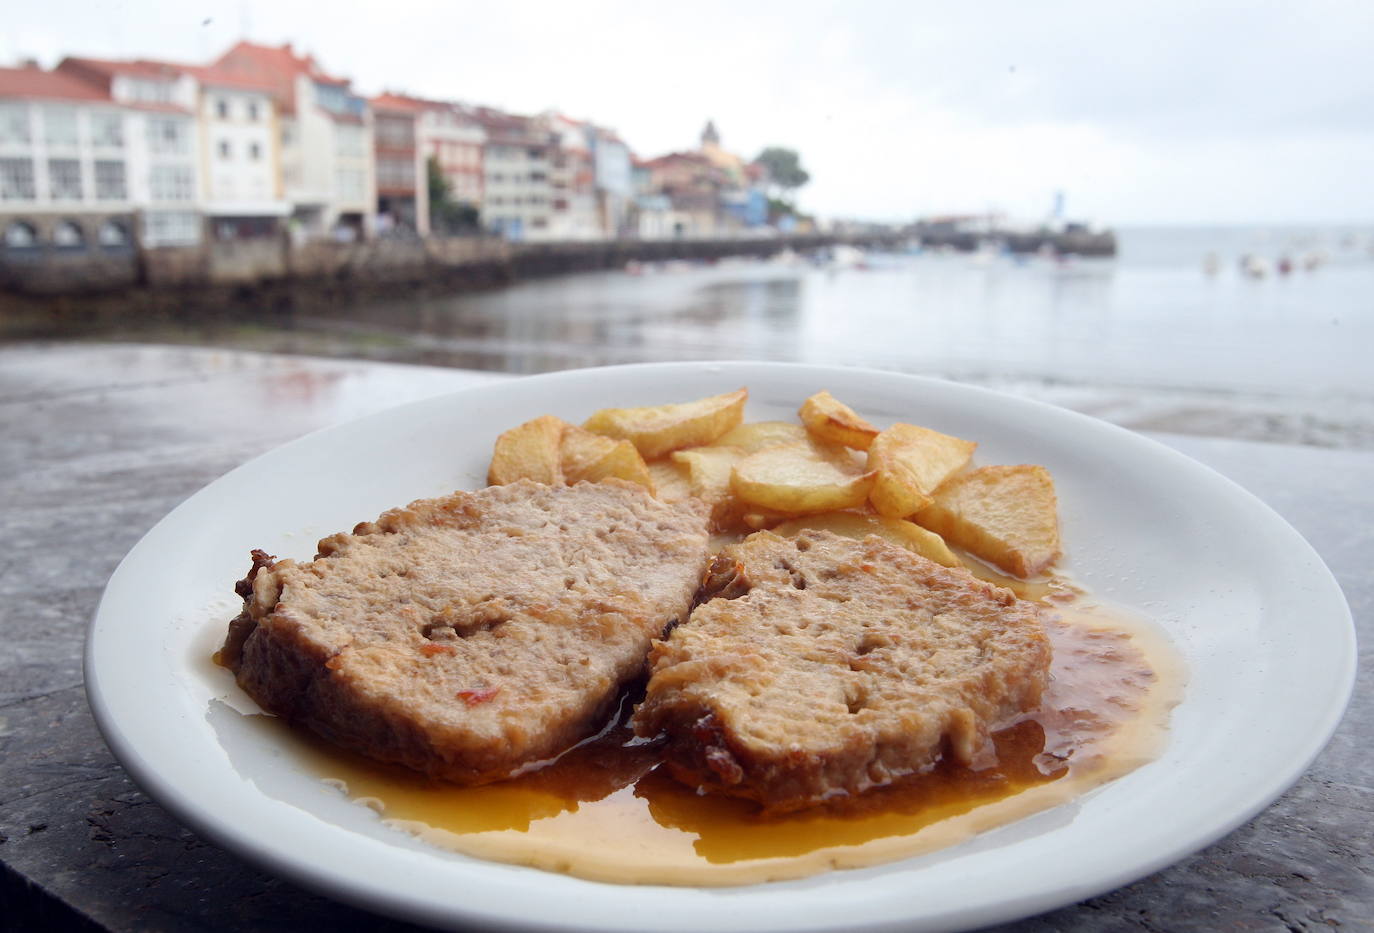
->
1, 342, 1370, 932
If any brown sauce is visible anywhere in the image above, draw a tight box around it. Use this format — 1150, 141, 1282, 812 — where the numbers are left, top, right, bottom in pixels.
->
245, 578, 1184, 885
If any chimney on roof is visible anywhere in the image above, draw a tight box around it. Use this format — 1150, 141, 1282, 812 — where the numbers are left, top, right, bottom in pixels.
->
19, 58, 40, 70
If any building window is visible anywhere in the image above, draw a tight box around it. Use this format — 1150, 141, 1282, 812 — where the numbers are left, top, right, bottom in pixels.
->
146, 117, 189, 155
335, 125, 365, 157
129, 79, 172, 104
0, 104, 30, 144
248, 142, 261, 161
281, 125, 294, 146
316, 84, 365, 118
143, 210, 200, 246
247, 101, 260, 121
43, 107, 79, 147
94, 161, 127, 200
4, 220, 39, 247
216, 98, 230, 119
488, 172, 504, 183
335, 167, 366, 201
527, 147, 543, 159
217, 139, 231, 159
0, 158, 36, 200
91, 112, 124, 148
98, 219, 130, 247
377, 157, 414, 189
53, 219, 85, 248
150, 165, 194, 202
48, 159, 83, 200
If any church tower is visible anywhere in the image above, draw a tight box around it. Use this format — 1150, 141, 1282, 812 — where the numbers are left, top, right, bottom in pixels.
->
700, 119, 720, 150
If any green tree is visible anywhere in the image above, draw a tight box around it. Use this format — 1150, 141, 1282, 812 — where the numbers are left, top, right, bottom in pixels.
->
755, 147, 810, 200
427, 157, 480, 234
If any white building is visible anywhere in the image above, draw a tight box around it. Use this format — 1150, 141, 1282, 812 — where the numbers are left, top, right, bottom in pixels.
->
418, 101, 486, 216
474, 108, 555, 241
59, 55, 292, 243
1, 61, 200, 249
592, 127, 634, 238
212, 42, 375, 240
186, 69, 289, 239
540, 113, 635, 240
541, 113, 601, 240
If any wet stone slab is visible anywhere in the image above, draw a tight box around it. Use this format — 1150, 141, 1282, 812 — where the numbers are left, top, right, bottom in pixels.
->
0, 342, 1369, 932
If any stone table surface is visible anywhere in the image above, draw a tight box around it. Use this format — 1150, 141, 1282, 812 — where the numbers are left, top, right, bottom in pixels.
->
1, 342, 1369, 933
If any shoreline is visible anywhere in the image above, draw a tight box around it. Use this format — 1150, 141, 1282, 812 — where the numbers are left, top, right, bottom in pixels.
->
5, 336, 1370, 451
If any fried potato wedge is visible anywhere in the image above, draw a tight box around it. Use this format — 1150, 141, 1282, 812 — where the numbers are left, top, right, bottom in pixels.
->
671, 445, 748, 528
731, 441, 876, 514
671, 445, 746, 501
867, 423, 977, 518
799, 390, 880, 450
646, 458, 693, 503
712, 420, 809, 453
914, 464, 1061, 578
487, 414, 567, 486
583, 388, 747, 460
770, 511, 961, 567
559, 425, 653, 490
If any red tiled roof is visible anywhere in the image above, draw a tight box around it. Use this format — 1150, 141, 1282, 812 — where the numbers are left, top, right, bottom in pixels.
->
0, 65, 111, 102
212, 41, 354, 113
371, 92, 428, 113
159, 61, 275, 93
59, 56, 179, 80
643, 151, 711, 168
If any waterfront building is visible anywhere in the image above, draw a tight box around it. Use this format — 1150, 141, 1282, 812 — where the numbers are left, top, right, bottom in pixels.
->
182, 64, 286, 240
633, 121, 771, 238
473, 108, 555, 241
591, 127, 634, 238
212, 42, 375, 240
697, 120, 769, 232
637, 150, 727, 238
1, 61, 198, 251
540, 113, 602, 240
417, 101, 485, 222
538, 113, 636, 240
56, 55, 292, 243
369, 93, 429, 236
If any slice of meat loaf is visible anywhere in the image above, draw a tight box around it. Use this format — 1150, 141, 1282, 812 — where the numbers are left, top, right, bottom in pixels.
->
219, 479, 710, 784
632, 529, 1051, 810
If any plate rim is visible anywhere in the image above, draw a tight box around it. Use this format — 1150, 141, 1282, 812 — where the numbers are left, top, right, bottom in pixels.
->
85, 360, 1357, 933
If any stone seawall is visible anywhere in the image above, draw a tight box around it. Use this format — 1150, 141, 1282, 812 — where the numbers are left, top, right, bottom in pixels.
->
0, 234, 861, 299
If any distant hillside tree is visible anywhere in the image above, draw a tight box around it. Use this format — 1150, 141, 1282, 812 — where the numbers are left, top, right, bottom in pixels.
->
427, 157, 480, 234
755, 147, 810, 199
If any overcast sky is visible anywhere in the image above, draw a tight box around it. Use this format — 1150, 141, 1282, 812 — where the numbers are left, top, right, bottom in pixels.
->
6, 0, 1372, 225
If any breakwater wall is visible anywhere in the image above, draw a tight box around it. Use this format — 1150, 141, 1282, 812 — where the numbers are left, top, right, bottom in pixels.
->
0, 233, 891, 300
0, 224, 1116, 305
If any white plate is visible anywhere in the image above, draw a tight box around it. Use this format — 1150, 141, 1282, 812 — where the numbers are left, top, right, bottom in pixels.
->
86, 361, 1355, 933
